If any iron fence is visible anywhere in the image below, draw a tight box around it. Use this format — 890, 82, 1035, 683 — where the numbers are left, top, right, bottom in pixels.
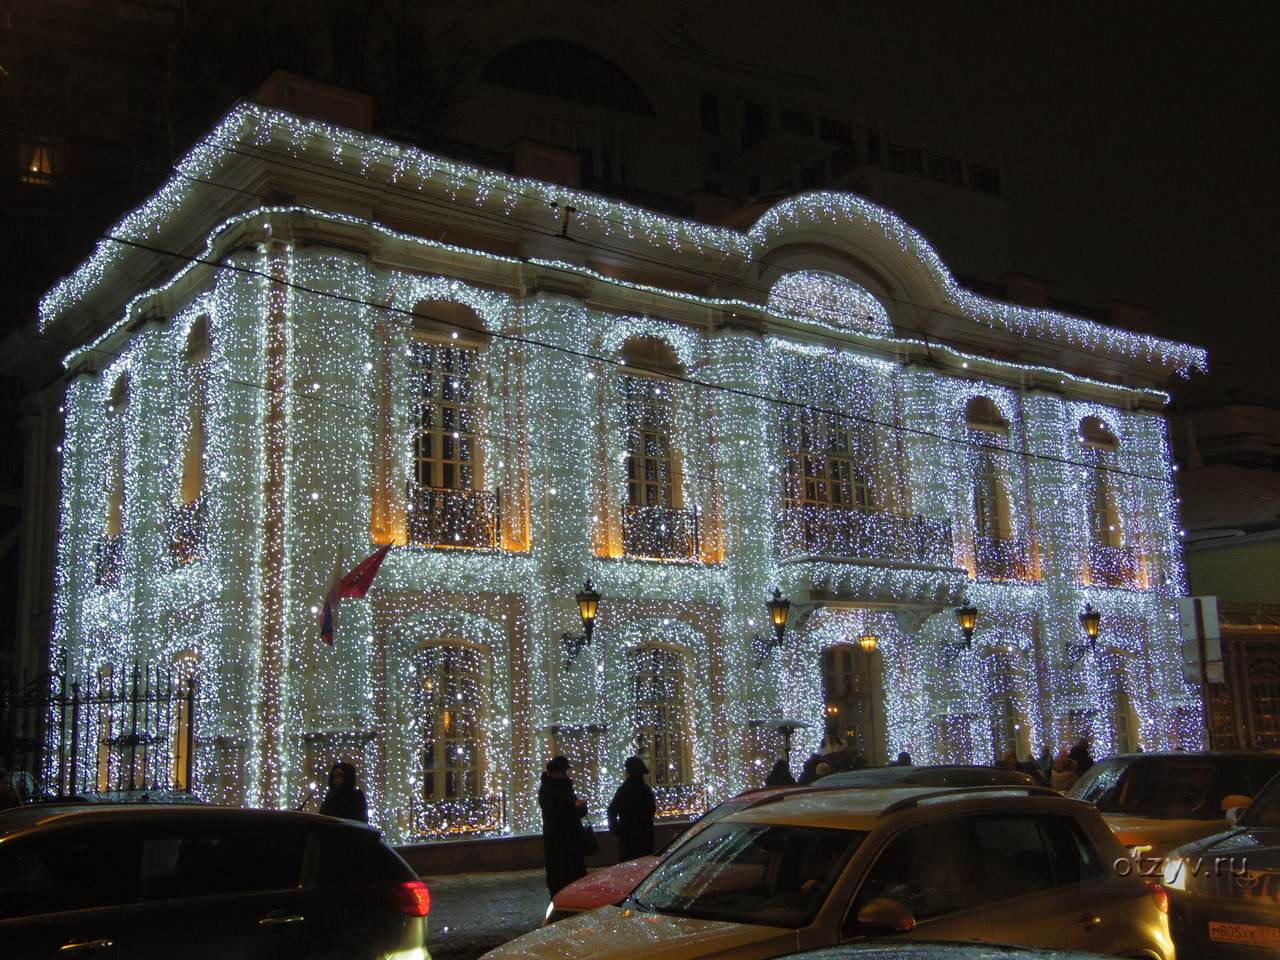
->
0, 656, 197, 800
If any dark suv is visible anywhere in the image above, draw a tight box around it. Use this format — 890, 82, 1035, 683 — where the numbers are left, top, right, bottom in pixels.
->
0, 804, 428, 959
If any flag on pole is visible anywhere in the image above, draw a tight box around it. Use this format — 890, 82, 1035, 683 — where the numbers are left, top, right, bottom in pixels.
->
319, 547, 345, 646
319, 543, 394, 644
339, 543, 393, 599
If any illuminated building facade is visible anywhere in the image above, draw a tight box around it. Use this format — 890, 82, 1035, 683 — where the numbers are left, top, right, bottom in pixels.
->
45, 102, 1205, 841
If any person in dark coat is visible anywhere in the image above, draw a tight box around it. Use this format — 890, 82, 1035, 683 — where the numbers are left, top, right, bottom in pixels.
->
890, 751, 913, 766
1068, 738, 1095, 776
538, 755, 589, 896
764, 758, 796, 787
797, 753, 823, 785
319, 761, 369, 823
607, 757, 656, 862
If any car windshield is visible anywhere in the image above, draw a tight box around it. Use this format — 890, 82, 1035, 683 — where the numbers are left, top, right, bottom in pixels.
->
1240, 773, 1280, 829
657, 800, 753, 856
1070, 759, 1220, 820
631, 821, 866, 928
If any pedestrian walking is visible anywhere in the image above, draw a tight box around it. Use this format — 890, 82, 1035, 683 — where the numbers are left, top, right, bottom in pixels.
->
319, 761, 369, 823
998, 748, 1020, 771
764, 758, 796, 786
607, 757, 656, 862
539, 755, 589, 896
890, 751, 913, 766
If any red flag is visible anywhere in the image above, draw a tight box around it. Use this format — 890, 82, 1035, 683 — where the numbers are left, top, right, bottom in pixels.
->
339, 543, 393, 599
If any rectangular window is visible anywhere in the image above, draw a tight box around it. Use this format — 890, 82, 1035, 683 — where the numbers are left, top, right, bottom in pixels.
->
778, 108, 814, 137
19, 142, 59, 184
412, 341, 480, 491
700, 92, 720, 135
819, 118, 853, 144
786, 420, 872, 511
138, 830, 309, 900
418, 644, 487, 803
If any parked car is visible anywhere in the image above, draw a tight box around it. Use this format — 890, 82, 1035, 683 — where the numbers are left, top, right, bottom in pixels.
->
545, 766, 1039, 925
1162, 770, 1280, 958
0, 803, 430, 959
779, 942, 1121, 959
1068, 751, 1280, 862
545, 784, 804, 924
490, 784, 1172, 960
820, 765, 1039, 789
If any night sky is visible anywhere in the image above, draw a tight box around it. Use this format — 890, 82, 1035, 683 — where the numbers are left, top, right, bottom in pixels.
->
683, 1, 1278, 403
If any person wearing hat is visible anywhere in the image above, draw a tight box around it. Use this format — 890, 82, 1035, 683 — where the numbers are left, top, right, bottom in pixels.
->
607, 756, 657, 863
538, 755, 589, 896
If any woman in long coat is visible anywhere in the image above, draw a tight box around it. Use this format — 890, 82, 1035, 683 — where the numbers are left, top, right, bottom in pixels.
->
538, 756, 589, 896
607, 757, 656, 862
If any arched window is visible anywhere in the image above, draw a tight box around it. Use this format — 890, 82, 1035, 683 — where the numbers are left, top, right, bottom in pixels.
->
1078, 417, 1136, 587
96, 376, 129, 587
966, 397, 1031, 581
628, 644, 689, 790
619, 338, 695, 560
171, 319, 209, 563
480, 40, 657, 117
407, 302, 497, 550
413, 642, 497, 834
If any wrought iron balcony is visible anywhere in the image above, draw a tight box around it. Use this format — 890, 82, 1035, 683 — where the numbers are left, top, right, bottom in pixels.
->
778, 506, 953, 566
94, 536, 123, 588
973, 534, 1038, 582
1085, 544, 1143, 588
167, 497, 207, 564
412, 795, 505, 838
623, 505, 700, 561
407, 485, 499, 550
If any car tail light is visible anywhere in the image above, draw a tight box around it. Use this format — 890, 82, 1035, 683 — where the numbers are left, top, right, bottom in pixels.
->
1146, 879, 1169, 914
372, 880, 431, 916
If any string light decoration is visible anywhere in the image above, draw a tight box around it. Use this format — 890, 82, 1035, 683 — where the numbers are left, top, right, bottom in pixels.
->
47, 102, 1203, 843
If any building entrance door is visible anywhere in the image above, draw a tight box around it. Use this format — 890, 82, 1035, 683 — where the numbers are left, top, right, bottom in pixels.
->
821, 643, 885, 766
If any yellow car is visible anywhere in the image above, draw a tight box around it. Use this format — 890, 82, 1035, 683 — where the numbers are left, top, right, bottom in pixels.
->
1067, 752, 1280, 866
484, 785, 1173, 960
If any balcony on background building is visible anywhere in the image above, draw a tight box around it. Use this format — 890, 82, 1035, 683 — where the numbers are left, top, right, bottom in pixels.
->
1085, 544, 1143, 589
407, 485, 499, 550
167, 497, 207, 564
623, 505, 700, 561
973, 534, 1038, 582
778, 506, 953, 567
94, 536, 123, 588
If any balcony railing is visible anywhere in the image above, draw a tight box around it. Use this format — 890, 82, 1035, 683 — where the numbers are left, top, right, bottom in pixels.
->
623, 505, 700, 561
407, 485, 499, 550
778, 506, 953, 566
1085, 544, 1143, 588
973, 534, 1037, 582
94, 535, 123, 588
167, 497, 207, 564
411, 795, 505, 838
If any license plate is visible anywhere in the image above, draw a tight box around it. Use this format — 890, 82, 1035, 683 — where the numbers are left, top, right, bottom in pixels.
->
1209, 921, 1280, 947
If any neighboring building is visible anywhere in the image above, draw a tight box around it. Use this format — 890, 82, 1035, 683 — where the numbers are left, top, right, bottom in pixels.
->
1, 2, 1136, 680
39, 94, 1205, 840
1172, 393, 1280, 750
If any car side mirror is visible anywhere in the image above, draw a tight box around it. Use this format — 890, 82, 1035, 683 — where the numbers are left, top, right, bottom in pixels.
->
1225, 807, 1245, 825
1221, 795, 1251, 814
857, 898, 916, 933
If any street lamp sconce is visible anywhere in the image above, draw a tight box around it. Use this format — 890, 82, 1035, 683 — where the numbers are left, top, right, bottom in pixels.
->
1069, 603, 1102, 662
561, 580, 601, 666
858, 630, 879, 654
956, 603, 979, 646
753, 589, 792, 664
